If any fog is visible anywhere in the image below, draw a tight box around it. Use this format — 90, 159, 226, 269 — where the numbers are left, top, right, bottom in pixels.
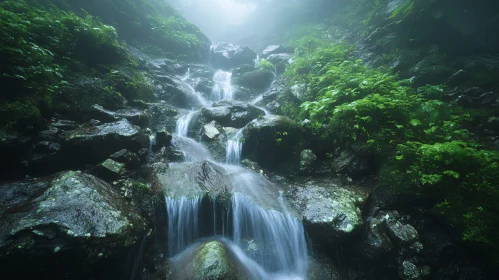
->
167, 0, 317, 50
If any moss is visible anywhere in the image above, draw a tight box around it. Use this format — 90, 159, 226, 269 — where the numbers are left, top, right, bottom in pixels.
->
257, 59, 275, 72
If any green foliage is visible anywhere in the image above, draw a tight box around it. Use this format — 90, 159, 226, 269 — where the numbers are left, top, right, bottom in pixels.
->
258, 59, 275, 72
390, 0, 414, 19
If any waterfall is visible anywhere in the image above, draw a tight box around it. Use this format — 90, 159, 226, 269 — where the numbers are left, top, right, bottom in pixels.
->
254, 54, 261, 68
166, 197, 202, 257
232, 193, 308, 277
175, 111, 196, 137
181, 68, 190, 81
226, 129, 243, 165
212, 70, 233, 101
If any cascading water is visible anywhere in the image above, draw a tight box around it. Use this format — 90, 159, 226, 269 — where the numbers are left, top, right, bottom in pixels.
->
226, 129, 243, 165
212, 70, 233, 101
254, 54, 261, 68
175, 111, 196, 137
166, 197, 202, 256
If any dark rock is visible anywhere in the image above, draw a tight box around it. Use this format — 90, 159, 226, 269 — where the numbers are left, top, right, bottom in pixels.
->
261, 45, 294, 58
0, 171, 145, 278
210, 42, 257, 69
242, 115, 301, 171
232, 69, 275, 93
266, 53, 293, 65
90, 105, 148, 126
93, 159, 126, 181
200, 100, 265, 129
110, 149, 141, 169
363, 215, 395, 259
145, 102, 178, 132
386, 218, 419, 246
61, 119, 148, 167
332, 149, 372, 178
155, 130, 173, 148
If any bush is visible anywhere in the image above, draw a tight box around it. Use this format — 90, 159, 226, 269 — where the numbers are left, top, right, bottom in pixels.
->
258, 59, 275, 72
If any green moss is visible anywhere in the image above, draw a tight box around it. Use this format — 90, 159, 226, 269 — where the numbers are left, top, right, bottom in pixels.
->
257, 59, 275, 72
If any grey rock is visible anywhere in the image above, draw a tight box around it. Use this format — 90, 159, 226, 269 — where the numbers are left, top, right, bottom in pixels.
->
0, 171, 145, 275
203, 121, 221, 140
300, 149, 317, 172
386, 219, 419, 245
399, 261, 421, 280
145, 102, 178, 132
261, 45, 294, 58
289, 179, 370, 245
93, 159, 126, 181
91, 105, 148, 126
267, 53, 293, 65
332, 149, 371, 178
155, 130, 173, 148
210, 42, 257, 69
233, 69, 275, 92
201, 100, 264, 128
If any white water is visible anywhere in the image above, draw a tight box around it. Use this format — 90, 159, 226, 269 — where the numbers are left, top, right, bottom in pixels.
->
254, 54, 261, 68
166, 197, 202, 256
171, 135, 213, 162
175, 110, 196, 137
212, 70, 234, 101
225, 129, 243, 165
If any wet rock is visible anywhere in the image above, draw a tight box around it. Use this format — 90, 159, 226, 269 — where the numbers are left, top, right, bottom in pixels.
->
300, 149, 317, 172
363, 215, 395, 258
93, 159, 126, 181
90, 105, 148, 126
399, 261, 426, 280
203, 121, 221, 141
167, 240, 250, 280
290, 83, 308, 101
242, 115, 301, 171
110, 149, 141, 169
232, 69, 275, 92
145, 102, 178, 132
386, 218, 419, 245
0, 171, 145, 278
332, 149, 372, 178
267, 53, 293, 65
201, 100, 265, 128
61, 119, 148, 167
159, 161, 231, 198
289, 178, 370, 247
261, 45, 293, 58
155, 130, 173, 148
210, 42, 257, 69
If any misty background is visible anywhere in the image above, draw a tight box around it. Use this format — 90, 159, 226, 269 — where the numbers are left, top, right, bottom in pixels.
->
167, 0, 341, 50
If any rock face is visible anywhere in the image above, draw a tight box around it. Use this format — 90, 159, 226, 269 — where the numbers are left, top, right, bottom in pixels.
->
210, 42, 257, 69
332, 149, 372, 178
167, 240, 250, 280
232, 69, 275, 92
61, 119, 148, 167
200, 100, 265, 129
261, 45, 293, 58
90, 105, 148, 126
289, 179, 370, 248
242, 115, 301, 171
0, 171, 145, 279
300, 149, 317, 172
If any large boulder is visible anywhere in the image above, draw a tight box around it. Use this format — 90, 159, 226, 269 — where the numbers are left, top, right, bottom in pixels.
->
60, 119, 148, 167
210, 42, 257, 69
90, 104, 148, 126
289, 178, 370, 249
0, 171, 145, 279
159, 240, 251, 280
200, 100, 265, 129
261, 45, 294, 58
232, 69, 275, 99
145, 102, 178, 132
242, 115, 301, 171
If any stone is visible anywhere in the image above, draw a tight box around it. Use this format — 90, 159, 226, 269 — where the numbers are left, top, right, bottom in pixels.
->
290, 83, 308, 101
386, 219, 419, 245
332, 149, 371, 178
200, 100, 264, 129
155, 130, 173, 148
61, 119, 148, 167
93, 159, 126, 181
0, 171, 145, 278
300, 149, 317, 172
289, 178, 370, 247
203, 121, 221, 140
399, 261, 421, 280
110, 149, 141, 169
261, 45, 294, 58
91, 105, 148, 126
210, 42, 257, 69
232, 69, 275, 91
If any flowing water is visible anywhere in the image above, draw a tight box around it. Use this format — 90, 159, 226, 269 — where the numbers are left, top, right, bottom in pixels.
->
226, 129, 244, 165
162, 58, 308, 279
212, 70, 234, 101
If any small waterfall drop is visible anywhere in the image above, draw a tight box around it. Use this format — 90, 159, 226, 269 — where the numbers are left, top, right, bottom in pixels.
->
226, 129, 243, 165
212, 70, 233, 101
175, 111, 196, 137
254, 54, 261, 68
166, 197, 202, 256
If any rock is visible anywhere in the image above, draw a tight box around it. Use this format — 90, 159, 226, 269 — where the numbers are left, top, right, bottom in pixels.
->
110, 149, 141, 169
332, 149, 372, 178
242, 115, 301, 171
168, 240, 250, 280
155, 130, 173, 148
290, 83, 308, 101
90, 105, 148, 126
232, 69, 275, 92
210, 42, 257, 69
0, 171, 145, 278
363, 215, 395, 259
203, 121, 221, 140
61, 119, 148, 167
261, 45, 294, 58
300, 149, 317, 172
289, 178, 370, 247
386, 218, 419, 245
93, 159, 126, 181
399, 261, 421, 280
145, 102, 178, 132
266, 53, 293, 65
200, 100, 265, 129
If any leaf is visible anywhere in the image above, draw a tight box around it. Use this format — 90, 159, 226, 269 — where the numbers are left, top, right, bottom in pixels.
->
410, 119, 422, 126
